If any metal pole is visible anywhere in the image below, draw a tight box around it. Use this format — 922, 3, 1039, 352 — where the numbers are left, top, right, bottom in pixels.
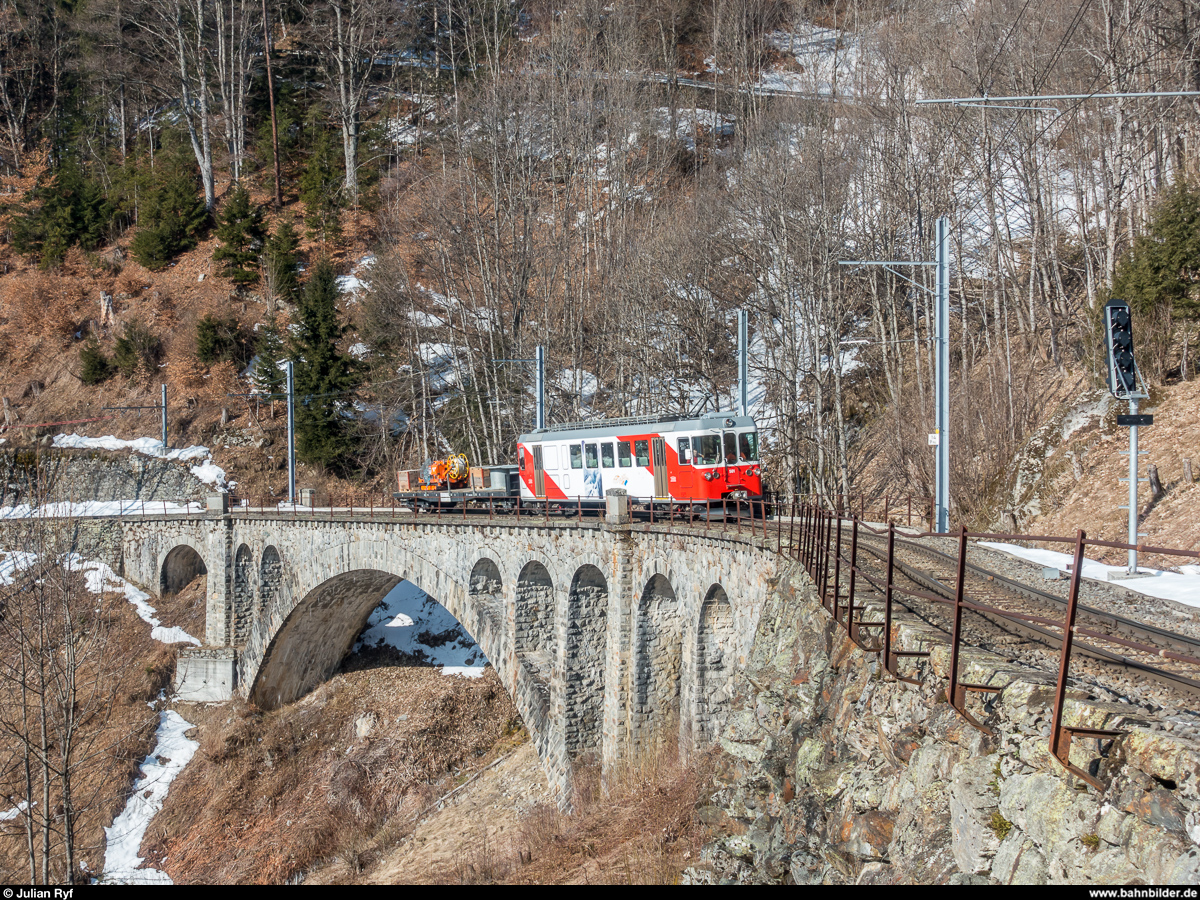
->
286, 361, 296, 503
1051, 530, 1087, 762
935, 215, 950, 534
737, 309, 748, 416
1128, 397, 1139, 574
161, 384, 168, 448
883, 523, 896, 673
947, 526, 969, 709
535, 345, 545, 431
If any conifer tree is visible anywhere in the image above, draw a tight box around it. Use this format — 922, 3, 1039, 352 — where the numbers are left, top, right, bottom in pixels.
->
298, 131, 342, 242
252, 317, 287, 397
129, 164, 209, 271
79, 338, 115, 385
291, 258, 360, 470
1112, 181, 1200, 323
212, 186, 265, 284
263, 219, 301, 307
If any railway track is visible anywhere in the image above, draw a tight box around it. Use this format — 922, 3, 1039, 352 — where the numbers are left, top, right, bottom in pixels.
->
835, 526, 1200, 715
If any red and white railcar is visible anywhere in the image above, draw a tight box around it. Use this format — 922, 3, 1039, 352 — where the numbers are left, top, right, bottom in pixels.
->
516, 412, 761, 504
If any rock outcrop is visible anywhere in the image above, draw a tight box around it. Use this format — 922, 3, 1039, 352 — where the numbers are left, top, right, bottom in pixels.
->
688, 561, 1200, 884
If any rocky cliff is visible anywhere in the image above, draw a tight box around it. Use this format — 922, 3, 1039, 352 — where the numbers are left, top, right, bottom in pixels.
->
688, 561, 1200, 884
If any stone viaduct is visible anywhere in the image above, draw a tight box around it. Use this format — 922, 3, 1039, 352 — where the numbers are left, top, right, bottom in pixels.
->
118, 504, 779, 799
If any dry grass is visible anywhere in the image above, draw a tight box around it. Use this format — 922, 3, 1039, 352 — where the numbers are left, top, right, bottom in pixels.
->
1025, 375, 1200, 561
427, 738, 716, 885
142, 661, 521, 884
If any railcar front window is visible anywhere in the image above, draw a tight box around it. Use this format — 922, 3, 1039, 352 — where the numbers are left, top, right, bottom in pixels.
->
723, 432, 737, 464
694, 435, 720, 466
618, 442, 631, 467
585, 443, 598, 468
601, 443, 615, 468
739, 432, 759, 462
571, 445, 583, 469
634, 440, 650, 466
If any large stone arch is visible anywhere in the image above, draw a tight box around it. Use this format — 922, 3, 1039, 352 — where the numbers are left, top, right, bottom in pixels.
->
248, 567, 403, 710
694, 583, 735, 748
634, 572, 682, 750
564, 563, 608, 762
159, 541, 208, 596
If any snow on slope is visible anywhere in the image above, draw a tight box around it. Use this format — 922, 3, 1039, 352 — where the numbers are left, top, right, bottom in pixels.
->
68, 554, 201, 646
980, 542, 1200, 609
0, 500, 204, 519
101, 710, 199, 884
355, 581, 488, 677
52, 434, 231, 491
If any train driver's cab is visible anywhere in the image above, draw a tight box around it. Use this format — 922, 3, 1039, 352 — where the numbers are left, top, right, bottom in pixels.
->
685, 430, 758, 468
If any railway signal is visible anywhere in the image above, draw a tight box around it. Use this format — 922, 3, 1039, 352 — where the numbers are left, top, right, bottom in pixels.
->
1104, 299, 1141, 399
1104, 299, 1150, 577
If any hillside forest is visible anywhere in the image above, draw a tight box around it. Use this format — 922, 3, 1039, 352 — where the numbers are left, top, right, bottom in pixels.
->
2, 0, 1200, 522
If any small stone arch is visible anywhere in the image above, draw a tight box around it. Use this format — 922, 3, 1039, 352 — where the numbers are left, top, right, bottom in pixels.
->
515, 560, 555, 682
635, 573, 682, 749
232, 544, 254, 645
468, 557, 506, 663
160, 543, 207, 596
469, 557, 503, 602
565, 564, 608, 762
257, 545, 282, 623
695, 583, 735, 747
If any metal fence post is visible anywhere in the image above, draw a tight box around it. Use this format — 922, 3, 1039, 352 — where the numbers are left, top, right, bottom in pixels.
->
846, 517, 859, 634
831, 514, 844, 619
883, 522, 896, 673
1051, 530, 1087, 765
947, 525, 969, 709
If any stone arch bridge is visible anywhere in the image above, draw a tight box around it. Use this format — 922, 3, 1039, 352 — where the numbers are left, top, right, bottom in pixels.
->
118, 506, 778, 798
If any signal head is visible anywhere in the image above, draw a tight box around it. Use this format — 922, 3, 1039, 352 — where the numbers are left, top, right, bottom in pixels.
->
1104, 299, 1141, 399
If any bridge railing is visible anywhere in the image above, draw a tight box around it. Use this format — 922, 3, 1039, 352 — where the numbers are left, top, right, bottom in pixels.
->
784, 498, 1200, 790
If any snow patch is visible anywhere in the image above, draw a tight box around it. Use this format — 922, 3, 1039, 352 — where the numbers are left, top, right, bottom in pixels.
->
52, 434, 230, 491
0, 500, 204, 519
979, 542, 1200, 609
67, 555, 201, 646
0, 801, 31, 822
101, 711, 199, 885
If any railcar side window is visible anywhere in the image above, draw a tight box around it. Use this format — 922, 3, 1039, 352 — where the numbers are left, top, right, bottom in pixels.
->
694, 435, 720, 466
739, 432, 759, 462
678, 440, 691, 464
723, 432, 737, 464
520, 451, 526, 471
571, 445, 583, 469
601, 443, 615, 468
618, 441, 632, 467
634, 440, 650, 466
585, 443, 599, 468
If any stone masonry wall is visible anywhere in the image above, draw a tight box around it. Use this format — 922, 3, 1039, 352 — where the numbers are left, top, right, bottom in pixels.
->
0, 448, 209, 506
687, 560, 1200, 885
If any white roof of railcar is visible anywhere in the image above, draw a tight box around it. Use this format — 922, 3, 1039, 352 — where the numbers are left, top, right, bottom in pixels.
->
518, 412, 756, 444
